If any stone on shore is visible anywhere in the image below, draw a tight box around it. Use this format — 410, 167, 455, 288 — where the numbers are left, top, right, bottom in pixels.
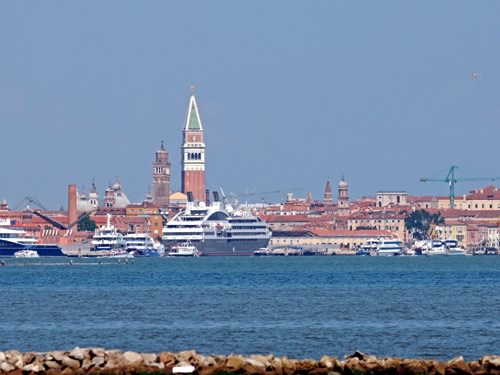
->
0, 348, 499, 374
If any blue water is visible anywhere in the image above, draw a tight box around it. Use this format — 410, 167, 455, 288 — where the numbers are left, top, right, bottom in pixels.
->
0, 256, 499, 360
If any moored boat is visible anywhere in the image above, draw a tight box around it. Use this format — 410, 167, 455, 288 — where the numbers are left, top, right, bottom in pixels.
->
14, 249, 40, 258
166, 242, 201, 257
92, 214, 126, 251
124, 233, 161, 257
424, 240, 447, 256
162, 191, 271, 256
443, 240, 467, 256
0, 224, 65, 257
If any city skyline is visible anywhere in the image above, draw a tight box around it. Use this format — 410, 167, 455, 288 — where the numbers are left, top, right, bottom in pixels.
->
1, 1, 500, 208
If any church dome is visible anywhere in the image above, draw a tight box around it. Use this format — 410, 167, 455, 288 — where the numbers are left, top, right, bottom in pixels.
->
114, 191, 130, 208
338, 177, 348, 188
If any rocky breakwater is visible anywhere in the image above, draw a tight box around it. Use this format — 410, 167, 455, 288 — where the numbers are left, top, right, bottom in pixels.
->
0, 349, 500, 374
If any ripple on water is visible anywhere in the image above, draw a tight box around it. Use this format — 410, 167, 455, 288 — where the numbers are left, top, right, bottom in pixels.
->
0, 256, 499, 359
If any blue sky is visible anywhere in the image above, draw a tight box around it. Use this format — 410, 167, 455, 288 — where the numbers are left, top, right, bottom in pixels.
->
1, 1, 499, 209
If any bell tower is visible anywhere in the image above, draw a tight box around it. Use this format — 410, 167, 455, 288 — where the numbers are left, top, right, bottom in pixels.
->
181, 86, 206, 201
338, 176, 349, 215
152, 140, 171, 207
323, 180, 333, 204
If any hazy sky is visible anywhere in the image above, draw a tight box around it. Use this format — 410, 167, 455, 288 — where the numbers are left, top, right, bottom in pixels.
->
1, 1, 500, 209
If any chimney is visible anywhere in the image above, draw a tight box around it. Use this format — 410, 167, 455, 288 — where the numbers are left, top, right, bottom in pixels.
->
205, 189, 210, 206
68, 184, 78, 229
213, 191, 220, 203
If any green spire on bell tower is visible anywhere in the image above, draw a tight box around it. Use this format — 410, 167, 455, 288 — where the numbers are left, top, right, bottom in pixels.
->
185, 85, 203, 131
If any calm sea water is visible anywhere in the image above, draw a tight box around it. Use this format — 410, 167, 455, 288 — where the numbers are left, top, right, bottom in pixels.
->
0, 256, 499, 360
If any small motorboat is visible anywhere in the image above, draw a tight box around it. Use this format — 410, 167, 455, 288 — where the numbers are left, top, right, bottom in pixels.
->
14, 249, 40, 258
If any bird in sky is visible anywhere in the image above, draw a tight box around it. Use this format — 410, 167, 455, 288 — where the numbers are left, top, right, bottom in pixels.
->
470, 73, 480, 79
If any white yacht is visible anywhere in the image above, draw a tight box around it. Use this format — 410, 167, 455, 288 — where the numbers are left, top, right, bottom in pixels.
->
124, 233, 162, 256
91, 214, 125, 251
162, 192, 271, 256
424, 240, 447, 256
443, 240, 467, 256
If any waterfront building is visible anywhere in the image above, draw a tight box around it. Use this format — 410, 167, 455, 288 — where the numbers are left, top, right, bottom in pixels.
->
448, 185, 500, 211
125, 202, 163, 239
376, 191, 408, 207
152, 141, 171, 207
348, 211, 407, 241
430, 221, 468, 248
269, 228, 393, 251
126, 202, 163, 239
181, 87, 206, 202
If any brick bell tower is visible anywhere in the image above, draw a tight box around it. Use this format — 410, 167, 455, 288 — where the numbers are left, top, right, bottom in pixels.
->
181, 86, 206, 201
152, 140, 171, 207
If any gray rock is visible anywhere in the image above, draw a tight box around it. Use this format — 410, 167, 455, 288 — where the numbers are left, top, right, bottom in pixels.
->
44, 360, 61, 369
23, 363, 44, 373
141, 352, 158, 364
69, 347, 87, 361
62, 355, 81, 369
0, 351, 6, 362
0, 362, 15, 372
176, 350, 196, 362
91, 356, 105, 367
89, 348, 106, 358
245, 358, 266, 368
319, 355, 335, 368
121, 351, 143, 365
6, 351, 22, 368
47, 351, 66, 363
226, 355, 245, 370
81, 358, 94, 370
149, 362, 165, 370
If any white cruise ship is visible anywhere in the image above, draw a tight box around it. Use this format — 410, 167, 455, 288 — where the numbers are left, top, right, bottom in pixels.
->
162, 192, 271, 256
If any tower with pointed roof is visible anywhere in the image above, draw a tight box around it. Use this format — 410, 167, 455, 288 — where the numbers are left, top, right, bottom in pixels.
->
324, 180, 333, 204
181, 86, 206, 201
152, 141, 171, 207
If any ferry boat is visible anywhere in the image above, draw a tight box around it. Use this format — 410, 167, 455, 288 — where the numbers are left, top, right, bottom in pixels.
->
166, 242, 201, 257
0, 224, 65, 257
124, 233, 162, 257
91, 214, 126, 251
162, 192, 271, 256
358, 238, 403, 256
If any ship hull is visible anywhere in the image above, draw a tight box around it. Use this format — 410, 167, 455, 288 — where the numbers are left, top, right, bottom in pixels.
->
164, 238, 270, 256
0, 244, 66, 257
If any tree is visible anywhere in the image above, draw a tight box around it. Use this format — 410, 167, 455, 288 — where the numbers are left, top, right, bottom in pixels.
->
77, 215, 97, 232
404, 209, 444, 240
